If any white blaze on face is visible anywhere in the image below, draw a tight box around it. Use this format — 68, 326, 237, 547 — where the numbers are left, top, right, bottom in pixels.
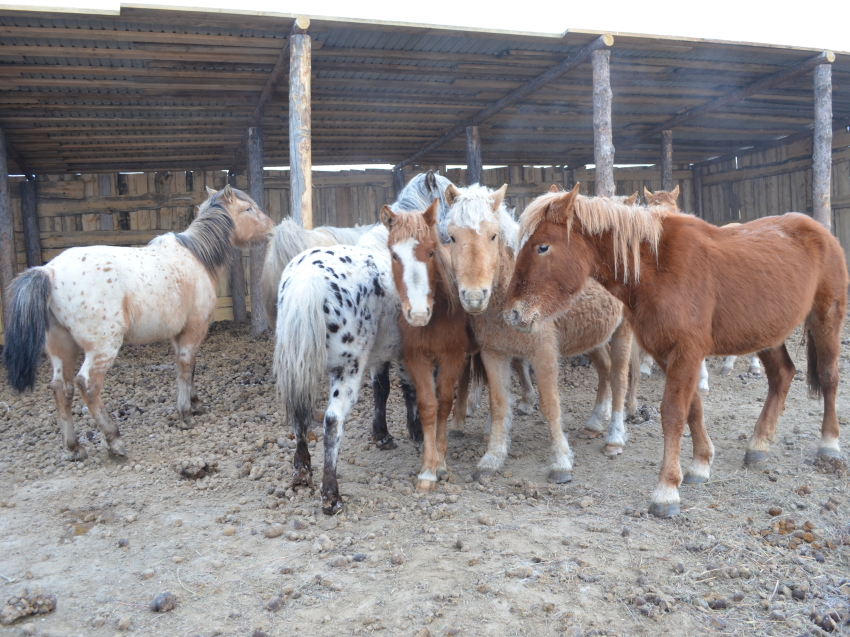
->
393, 237, 431, 317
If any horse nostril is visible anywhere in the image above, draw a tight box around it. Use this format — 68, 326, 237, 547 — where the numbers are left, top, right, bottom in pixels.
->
482, 288, 489, 297
511, 309, 520, 324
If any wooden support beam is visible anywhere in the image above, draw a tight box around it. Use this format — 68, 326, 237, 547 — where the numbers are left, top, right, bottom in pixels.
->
592, 49, 614, 198
692, 164, 703, 217
393, 34, 613, 171
813, 62, 832, 230
289, 16, 313, 229
392, 168, 405, 198
5, 137, 34, 181
465, 125, 483, 186
227, 170, 247, 324
0, 129, 16, 326
247, 126, 269, 335
20, 178, 41, 267
660, 130, 674, 192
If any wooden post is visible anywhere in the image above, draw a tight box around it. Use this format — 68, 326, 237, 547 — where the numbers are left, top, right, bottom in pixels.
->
692, 164, 704, 218
565, 168, 575, 190
227, 170, 247, 324
20, 178, 41, 267
392, 168, 405, 198
660, 130, 673, 192
289, 16, 312, 229
247, 126, 268, 335
813, 61, 833, 230
592, 49, 614, 198
466, 125, 483, 186
0, 128, 15, 326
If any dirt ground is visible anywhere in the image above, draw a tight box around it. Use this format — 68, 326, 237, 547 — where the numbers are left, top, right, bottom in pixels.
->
1, 318, 848, 637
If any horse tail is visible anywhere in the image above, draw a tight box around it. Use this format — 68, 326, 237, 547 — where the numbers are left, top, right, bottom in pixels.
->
3, 267, 53, 392
273, 270, 327, 424
626, 334, 641, 415
466, 351, 487, 416
805, 324, 821, 399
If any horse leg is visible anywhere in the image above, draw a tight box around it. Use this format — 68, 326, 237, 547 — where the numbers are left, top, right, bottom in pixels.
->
449, 356, 471, 438
744, 345, 795, 465
398, 365, 423, 444
720, 355, 736, 376
172, 325, 206, 429
370, 362, 396, 450
512, 358, 536, 415
682, 389, 715, 485
76, 344, 126, 458
474, 350, 512, 479
649, 356, 701, 518
189, 362, 204, 413
640, 352, 654, 379
46, 324, 85, 461
291, 402, 313, 487
698, 359, 710, 394
602, 321, 631, 456
578, 345, 611, 439
321, 360, 366, 514
748, 355, 762, 375
807, 309, 843, 459
406, 358, 439, 492
534, 348, 573, 483
435, 354, 467, 478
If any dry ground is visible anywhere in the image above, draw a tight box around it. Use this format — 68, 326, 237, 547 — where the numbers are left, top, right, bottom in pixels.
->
0, 319, 848, 637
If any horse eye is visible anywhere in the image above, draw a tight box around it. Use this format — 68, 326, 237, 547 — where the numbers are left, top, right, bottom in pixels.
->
537, 245, 550, 254
491, 234, 497, 241
392, 254, 398, 261
450, 236, 455, 243
429, 251, 435, 258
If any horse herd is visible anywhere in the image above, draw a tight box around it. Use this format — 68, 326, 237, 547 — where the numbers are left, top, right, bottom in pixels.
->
3, 174, 847, 520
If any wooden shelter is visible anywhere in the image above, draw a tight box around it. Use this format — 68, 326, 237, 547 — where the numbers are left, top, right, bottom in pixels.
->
0, 5, 847, 341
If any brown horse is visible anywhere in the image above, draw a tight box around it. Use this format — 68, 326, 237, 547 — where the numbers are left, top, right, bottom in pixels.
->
444, 184, 637, 483
505, 183, 848, 517
381, 200, 479, 491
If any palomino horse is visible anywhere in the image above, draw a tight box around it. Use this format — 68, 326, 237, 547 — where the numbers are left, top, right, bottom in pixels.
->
444, 184, 637, 483
382, 201, 481, 491
3, 185, 274, 460
505, 184, 847, 517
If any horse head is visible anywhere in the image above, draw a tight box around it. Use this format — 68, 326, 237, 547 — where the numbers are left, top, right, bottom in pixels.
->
643, 185, 680, 212
203, 185, 274, 247
444, 183, 509, 314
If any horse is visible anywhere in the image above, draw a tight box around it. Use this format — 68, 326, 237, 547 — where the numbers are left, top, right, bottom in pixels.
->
443, 183, 638, 483
3, 185, 274, 460
504, 183, 847, 518
381, 200, 482, 491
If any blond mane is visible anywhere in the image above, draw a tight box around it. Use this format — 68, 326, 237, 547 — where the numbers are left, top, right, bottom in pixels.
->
518, 190, 676, 282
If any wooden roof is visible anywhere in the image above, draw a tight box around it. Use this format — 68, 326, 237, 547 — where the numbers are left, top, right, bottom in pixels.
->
0, 5, 847, 174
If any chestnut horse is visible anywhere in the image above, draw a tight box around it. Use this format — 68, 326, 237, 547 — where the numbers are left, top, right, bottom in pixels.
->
505, 184, 847, 517
3, 185, 273, 460
381, 200, 480, 491
444, 184, 637, 483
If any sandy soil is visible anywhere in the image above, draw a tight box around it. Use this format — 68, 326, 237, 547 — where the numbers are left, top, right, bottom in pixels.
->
0, 319, 848, 637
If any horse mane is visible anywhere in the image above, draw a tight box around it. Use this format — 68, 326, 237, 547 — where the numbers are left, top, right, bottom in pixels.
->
387, 211, 458, 312
519, 190, 673, 282
170, 189, 245, 275
392, 171, 454, 244
446, 184, 518, 251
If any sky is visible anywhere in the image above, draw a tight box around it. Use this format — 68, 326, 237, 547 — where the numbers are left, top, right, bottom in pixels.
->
15, 0, 850, 53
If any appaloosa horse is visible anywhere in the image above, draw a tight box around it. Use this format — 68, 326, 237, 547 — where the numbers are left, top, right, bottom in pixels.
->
3, 185, 274, 460
444, 184, 637, 484
505, 184, 847, 517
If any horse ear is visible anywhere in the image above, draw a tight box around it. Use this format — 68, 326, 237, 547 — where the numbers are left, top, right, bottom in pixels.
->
644, 186, 653, 198
222, 184, 233, 203
548, 184, 559, 194
670, 184, 680, 200
445, 184, 461, 207
492, 184, 508, 211
547, 182, 579, 224
379, 205, 397, 229
425, 170, 437, 192
205, 186, 216, 196
423, 199, 438, 227
624, 191, 638, 206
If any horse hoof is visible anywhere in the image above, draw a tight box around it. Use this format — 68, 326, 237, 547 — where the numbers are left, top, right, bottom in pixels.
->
577, 428, 603, 440
602, 443, 623, 457
448, 429, 465, 439
699, 388, 709, 396
321, 498, 343, 516
108, 440, 128, 458
744, 450, 768, 466
816, 447, 842, 459
547, 470, 572, 484
640, 371, 651, 380
472, 468, 496, 481
374, 436, 397, 451
482, 434, 490, 445
720, 367, 733, 377
177, 418, 195, 430
648, 501, 680, 518
291, 471, 313, 487
682, 472, 709, 485
517, 402, 533, 416
61, 448, 88, 462
416, 479, 436, 493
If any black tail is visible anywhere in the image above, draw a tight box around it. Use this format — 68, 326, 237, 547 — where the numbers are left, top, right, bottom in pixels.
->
471, 351, 487, 389
805, 327, 821, 399
3, 268, 52, 391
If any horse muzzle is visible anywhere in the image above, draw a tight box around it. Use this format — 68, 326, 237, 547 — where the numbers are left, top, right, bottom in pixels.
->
405, 308, 432, 327
505, 306, 537, 333
460, 288, 490, 315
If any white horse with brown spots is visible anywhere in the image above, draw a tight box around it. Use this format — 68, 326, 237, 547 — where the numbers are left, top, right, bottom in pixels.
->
3, 185, 273, 460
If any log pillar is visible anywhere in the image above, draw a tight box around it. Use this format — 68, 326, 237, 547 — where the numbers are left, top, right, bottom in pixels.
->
20, 178, 41, 268
465, 125, 483, 186
813, 60, 833, 230
392, 168, 405, 198
692, 164, 704, 218
227, 170, 247, 324
660, 130, 674, 192
0, 128, 15, 326
247, 126, 269, 335
592, 49, 614, 197
289, 16, 313, 229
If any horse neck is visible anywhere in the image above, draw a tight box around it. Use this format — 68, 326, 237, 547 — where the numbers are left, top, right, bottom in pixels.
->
488, 241, 515, 305
579, 227, 642, 307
